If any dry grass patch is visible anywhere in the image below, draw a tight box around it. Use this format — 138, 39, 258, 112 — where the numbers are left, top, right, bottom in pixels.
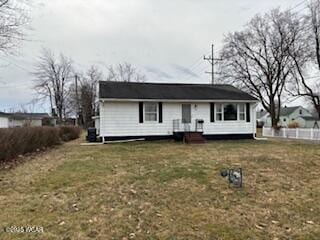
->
0, 139, 319, 239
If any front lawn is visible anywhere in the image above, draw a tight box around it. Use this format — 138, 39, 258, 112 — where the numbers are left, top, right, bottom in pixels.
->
0, 139, 319, 239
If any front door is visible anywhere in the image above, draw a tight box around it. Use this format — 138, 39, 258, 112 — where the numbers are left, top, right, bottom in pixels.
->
182, 104, 191, 123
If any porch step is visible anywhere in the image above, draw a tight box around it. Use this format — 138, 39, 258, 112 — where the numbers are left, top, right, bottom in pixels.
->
184, 132, 206, 144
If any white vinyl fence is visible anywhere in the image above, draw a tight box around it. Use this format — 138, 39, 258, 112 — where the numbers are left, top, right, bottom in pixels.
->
263, 127, 320, 141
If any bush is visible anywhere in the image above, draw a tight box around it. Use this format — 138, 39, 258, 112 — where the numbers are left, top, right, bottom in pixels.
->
59, 126, 81, 141
288, 122, 300, 128
0, 126, 81, 162
0, 127, 60, 162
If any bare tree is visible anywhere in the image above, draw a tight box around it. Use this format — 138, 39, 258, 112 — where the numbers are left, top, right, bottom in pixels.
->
219, 9, 302, 128
106, 62, 146, 82
286, 0, 320, 118
69, 66, 103, 128
33, 49, 73, 122
0, 0, 29, 54
310, 0, 320, 70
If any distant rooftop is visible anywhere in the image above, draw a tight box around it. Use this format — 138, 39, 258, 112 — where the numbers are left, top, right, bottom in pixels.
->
280, 106, 300, 116
0, 112, 51, 120
0, 111, 11, 117
298, 116, 319, 121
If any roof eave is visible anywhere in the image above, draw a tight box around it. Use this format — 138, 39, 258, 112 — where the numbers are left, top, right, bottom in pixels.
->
99, 98, 259, 103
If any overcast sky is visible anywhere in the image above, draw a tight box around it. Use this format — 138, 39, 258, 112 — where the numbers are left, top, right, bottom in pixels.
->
0, 0, 305, 112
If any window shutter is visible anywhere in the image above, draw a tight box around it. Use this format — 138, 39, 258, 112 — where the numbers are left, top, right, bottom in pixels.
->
246, 103, 250, 122
159, 102, 163, 123
139, 102, 143, 123
210, 103, 215, 122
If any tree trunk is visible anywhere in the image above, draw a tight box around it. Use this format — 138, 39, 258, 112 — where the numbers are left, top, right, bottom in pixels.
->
317, 104, 320, 119
269, 99, 279, 128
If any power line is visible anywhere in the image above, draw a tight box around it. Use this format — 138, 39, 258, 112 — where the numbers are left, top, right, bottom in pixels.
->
189, 59, 205, 72
187, 55, 204, 70
0, 56, 31, 73
184, 64, 209, 82
288, 0, 308, 11
172, 52, 210, 80
0, 83, 34, 89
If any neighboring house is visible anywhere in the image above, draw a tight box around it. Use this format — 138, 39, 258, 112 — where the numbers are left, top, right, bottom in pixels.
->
296, 116, 320, 128
256, 109, 268, 127
0, 112, 10, 128
264, 106, 318, 128
95, 81, 259, 142
0, 112, 56, 128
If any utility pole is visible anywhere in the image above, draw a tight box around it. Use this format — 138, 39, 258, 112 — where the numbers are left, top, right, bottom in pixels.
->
204, 44, 221, 84
75, 74, 79, 126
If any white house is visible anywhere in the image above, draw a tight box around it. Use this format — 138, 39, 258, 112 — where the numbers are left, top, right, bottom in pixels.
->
264, 106, 319, 128
95, 81, 259, 142
0, 112, 55, 128
0, 112, 10, 128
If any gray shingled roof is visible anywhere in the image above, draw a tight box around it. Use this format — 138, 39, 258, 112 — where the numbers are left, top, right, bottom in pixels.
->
299, 116, 319, 121
0, 112, 50, 120
280, 106, 300, 116
99, 81, 258, 101
12, 113, 50, 120
0, 111, 10, 117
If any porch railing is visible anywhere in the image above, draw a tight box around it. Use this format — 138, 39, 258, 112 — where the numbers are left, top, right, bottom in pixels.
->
173, 119, 204, 132
173, 119, 180, 132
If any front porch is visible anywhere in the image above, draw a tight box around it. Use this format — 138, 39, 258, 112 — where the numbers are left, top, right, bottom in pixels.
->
173, 119, 206, 143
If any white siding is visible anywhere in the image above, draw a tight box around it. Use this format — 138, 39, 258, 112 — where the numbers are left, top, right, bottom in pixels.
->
99, 101, 256, 137
304, 120, 319, 128
9, 119, 24, 127
94, 117, 100, 134
296, 117, 320, 128
0, 117, 9, 128
296, 118, 306, 128
289, 107, 312, 120
30, 119, 42, 127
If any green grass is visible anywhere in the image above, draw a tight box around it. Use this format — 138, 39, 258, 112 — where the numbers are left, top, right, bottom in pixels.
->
0, 138, 319, 239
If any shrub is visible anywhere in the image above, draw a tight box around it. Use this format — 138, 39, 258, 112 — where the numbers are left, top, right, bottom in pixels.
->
0, 126, 81, 162
0, 127, 61, 162
59, 126, 81, 142
288, 122, 300, 128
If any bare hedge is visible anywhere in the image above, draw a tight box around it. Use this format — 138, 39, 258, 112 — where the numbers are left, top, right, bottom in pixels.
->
59, 126, 81, 141
0, 126, 81, 162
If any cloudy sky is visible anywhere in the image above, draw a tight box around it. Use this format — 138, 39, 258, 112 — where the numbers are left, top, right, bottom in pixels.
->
0, 0, 305, 112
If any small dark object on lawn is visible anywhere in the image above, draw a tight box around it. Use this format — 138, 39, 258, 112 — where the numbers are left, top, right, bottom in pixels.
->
220, 169, 228, 177
220, 168, 243, 188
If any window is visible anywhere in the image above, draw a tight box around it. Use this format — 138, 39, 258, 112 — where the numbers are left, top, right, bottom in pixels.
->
216, 104, 223, 121
299, 110, 302, 115
145, 103, 157, 121
216, 103, 245, 121
224, 104, 238, 121
283, 118, 287, 122
239, 104, 246, 121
